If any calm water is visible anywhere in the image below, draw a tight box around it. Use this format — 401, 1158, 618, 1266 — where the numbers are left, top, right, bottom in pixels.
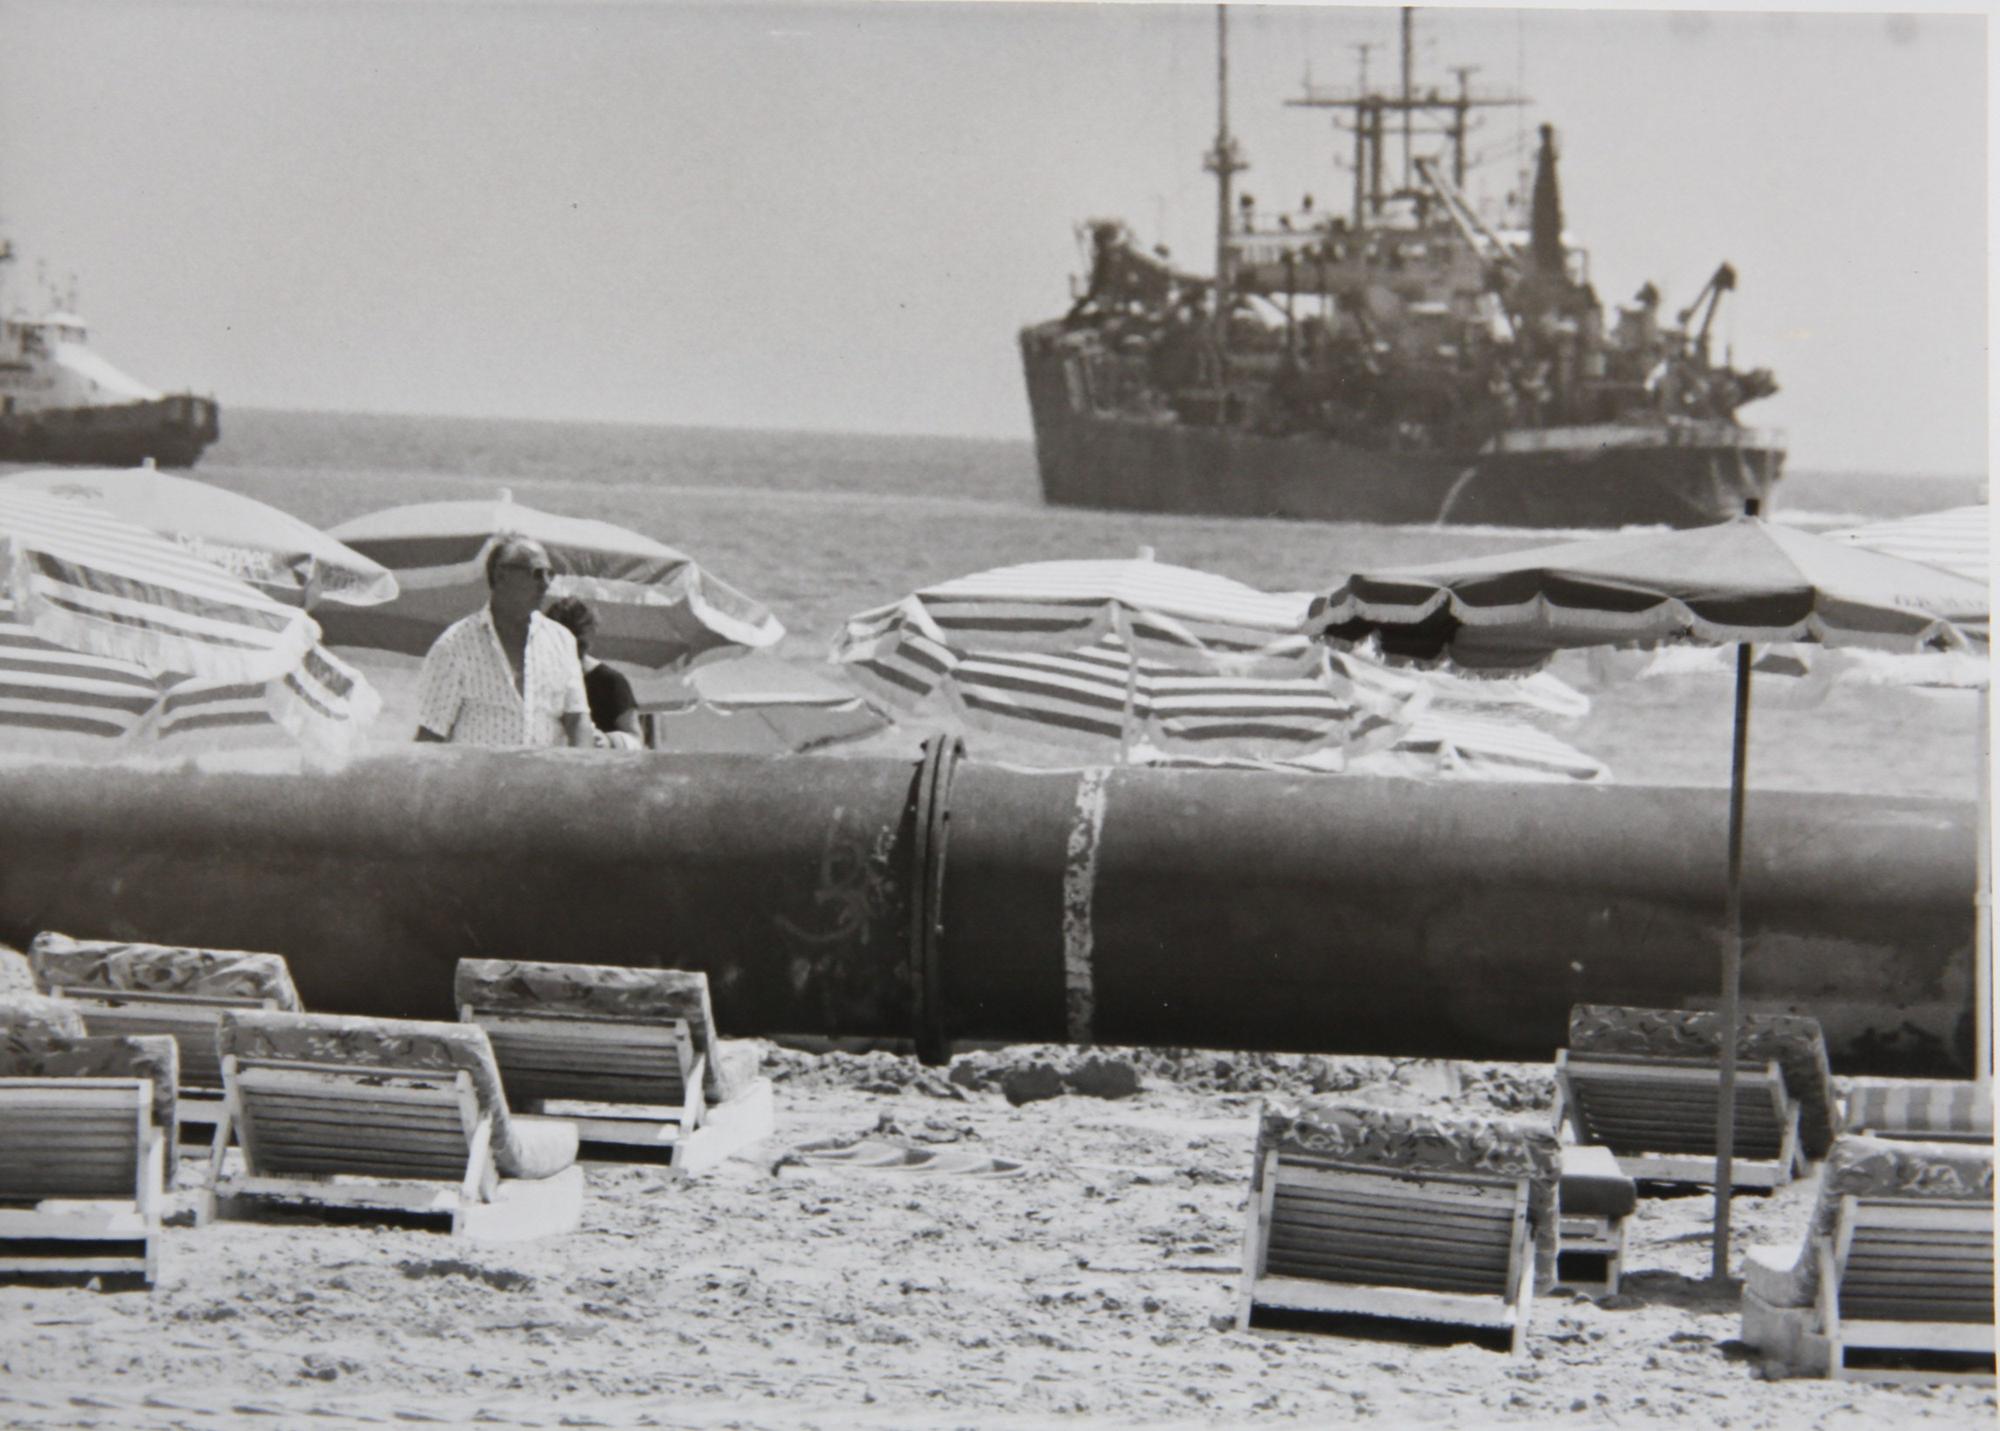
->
192, 408, 1983, 798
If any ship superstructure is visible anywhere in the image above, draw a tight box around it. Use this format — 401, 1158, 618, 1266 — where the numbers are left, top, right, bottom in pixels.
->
0, 234, 219, 468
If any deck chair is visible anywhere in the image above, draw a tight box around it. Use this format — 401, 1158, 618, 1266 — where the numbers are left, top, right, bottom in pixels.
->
1742, 1134, 1994, 1383
0, 1011, 177, 1288
1553, 1143, 1638, 1299
1238, 1101, 1560, 1354
1554, 1004, 1838, 1189
203, 1010, 582, 1241
30, 931, 303, 1129
1842, 1078, 1992, 1144
455, 958, 774, 1175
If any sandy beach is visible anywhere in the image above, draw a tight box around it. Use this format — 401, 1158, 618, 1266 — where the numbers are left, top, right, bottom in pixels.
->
0, 1043, 1991, 1429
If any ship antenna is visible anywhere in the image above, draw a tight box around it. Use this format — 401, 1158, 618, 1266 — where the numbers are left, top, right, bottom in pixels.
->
1400, 6, 1414, 193
1203, 3, 1248, 350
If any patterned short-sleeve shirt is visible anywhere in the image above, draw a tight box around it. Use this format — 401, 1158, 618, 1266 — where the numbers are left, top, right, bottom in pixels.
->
415, 608, 589, 747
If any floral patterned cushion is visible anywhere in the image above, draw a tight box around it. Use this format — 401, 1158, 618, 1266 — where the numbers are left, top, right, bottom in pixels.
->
0, 992, 89, 1043
0, 944, 34, 994
217, 1010, 575, 1180
0, 1031, 181, 1164
31, 931, 301, 1010
1744, 1134, 1994, 1309
455, 958, 754, 1101
1259, 1099, 1564, 1293
1568, 1004, 1838, 1160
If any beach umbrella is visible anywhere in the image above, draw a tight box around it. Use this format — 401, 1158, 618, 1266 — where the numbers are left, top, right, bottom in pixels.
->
0, 466, 398, 607
1307, 512, 1988, 1280
837, 555, 1589, 762
867, 632, 1415, 761
0, 488, 322, 686
0, 601, 380, 762
628, 653, 891, 756
841, 555, 1321, 678
317, 491, 784, 668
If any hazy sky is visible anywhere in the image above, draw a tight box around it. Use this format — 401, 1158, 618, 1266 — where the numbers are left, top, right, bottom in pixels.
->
0, 1, 1986, 476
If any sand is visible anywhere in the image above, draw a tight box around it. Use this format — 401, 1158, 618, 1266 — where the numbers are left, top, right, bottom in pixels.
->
0, 1045, 1991, 1429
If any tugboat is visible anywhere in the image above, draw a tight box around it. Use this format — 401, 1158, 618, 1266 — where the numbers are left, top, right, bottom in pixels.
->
0, 235, 220, 468
1019, 7, 1785, 529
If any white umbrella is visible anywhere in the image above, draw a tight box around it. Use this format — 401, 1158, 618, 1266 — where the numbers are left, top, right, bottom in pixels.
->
318, 491, 782, 668
0, 467, 397, 607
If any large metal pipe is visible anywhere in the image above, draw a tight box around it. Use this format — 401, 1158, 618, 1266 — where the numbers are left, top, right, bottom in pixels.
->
0, 749, 1974, 1075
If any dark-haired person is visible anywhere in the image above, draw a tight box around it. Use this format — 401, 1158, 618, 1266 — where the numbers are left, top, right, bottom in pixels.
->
545, 595, 643, 750
413, 535, 594, 748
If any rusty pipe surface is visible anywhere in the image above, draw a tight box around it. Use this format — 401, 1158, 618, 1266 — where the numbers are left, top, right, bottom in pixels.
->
0, 749, 1974, 1074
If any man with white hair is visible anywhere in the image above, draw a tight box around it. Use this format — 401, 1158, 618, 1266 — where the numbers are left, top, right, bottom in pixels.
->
414, 535, 595, 748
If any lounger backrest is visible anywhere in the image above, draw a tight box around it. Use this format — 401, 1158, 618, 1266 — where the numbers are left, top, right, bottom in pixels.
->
31, 933, 301, 1092
1568, 1004, 1837, 1159
1559, 1050, 1791, 1159
0, 1076, 151, 1201
225, 1058, 481, 1182
1254, 1101, 1562, 1294
218, 1010, 535, 1180
454, 959, 721, 1101
0, 1031, 177, 1197
1260, 1150, 1524, 1299
1834, 1196, 1995, 1327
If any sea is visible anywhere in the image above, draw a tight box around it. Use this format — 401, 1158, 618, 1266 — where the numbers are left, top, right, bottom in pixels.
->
195, 408, 1985, 800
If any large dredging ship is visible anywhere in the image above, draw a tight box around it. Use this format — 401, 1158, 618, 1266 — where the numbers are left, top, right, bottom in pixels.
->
0, 233, 219, 468
1019, 8, 1785, 528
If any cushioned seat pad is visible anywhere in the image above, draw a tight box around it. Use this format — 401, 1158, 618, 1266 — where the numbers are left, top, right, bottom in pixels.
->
1558, 1143, 1638, 1218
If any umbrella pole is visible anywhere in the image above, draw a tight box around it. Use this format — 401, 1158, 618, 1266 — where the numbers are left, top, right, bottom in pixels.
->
1979, 685, 1992, 1087
1711, 642, 1753, 1283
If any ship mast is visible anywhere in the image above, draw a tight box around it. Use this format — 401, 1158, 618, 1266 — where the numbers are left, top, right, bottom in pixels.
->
1289, 5, 1524, 228
1203, 3, 1247, 349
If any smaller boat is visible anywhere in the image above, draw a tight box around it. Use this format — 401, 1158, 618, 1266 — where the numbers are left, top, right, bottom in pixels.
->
0, 236, 219, 468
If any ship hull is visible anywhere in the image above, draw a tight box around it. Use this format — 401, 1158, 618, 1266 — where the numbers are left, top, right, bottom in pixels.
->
0, 394, 220, 469
1021, 330, 1785, 529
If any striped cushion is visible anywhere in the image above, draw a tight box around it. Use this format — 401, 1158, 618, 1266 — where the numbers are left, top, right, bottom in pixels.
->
1844, 1078, 1992, 1138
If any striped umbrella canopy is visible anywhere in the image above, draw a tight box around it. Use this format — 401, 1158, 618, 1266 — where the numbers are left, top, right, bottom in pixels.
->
0, 599, 379, 760
0, 467, 398, 608
1310, 515, 1984, 670
841, 556, 1321, 680
317, 491, 784, 669
1306, 512, 1989, 1279
0, 488, 322, 686
904, 634, 1414, 761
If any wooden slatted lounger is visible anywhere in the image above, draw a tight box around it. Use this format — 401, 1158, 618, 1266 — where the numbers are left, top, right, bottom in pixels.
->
455, 958, 774, 1175
0, 1025, 176, 1289
1556, 1004, 1840, 1190
30, 932, 303, 1128
1742, 1134, 1994, 1384
203, 1010, 582, 1242
1238, 1102, 1559, 1354
1555, 1048, 1802, 1188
